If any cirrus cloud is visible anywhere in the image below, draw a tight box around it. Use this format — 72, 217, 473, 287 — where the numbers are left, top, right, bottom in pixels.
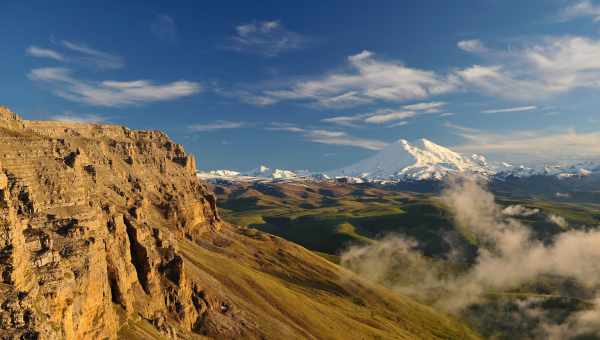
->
28, 67, 201, 107
226, 20, 309, 57
250, 50, 459, 108
26, 46, 65, 61
189, 121, 247, 132
267, 123, 388, 150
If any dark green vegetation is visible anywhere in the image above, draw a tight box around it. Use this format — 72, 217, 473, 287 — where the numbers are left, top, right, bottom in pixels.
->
211, 180, 600, 258
210, 179, 600, 339
213, 181, 458, 258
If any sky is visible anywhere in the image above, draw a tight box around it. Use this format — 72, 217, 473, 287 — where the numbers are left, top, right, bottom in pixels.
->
2, 0, 600, 171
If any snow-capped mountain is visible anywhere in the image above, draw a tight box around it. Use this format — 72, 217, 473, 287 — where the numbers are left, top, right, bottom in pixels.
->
494, 162, 600, 179
197, 139, 600, 184
335, 138, 492, 180
197, 165, 317, 182
244, 165, 306, 179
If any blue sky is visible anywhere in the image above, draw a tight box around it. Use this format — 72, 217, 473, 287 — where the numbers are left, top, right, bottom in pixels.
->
2, 0, 600, 171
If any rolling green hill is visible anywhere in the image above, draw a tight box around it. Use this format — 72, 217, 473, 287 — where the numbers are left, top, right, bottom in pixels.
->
210, 179, 600, 339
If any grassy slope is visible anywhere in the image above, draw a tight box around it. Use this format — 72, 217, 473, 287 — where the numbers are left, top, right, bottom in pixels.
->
209, 181, 600, 339
215, 182, 464, 257
215, 181, 600, 258
120, 224, 480, 339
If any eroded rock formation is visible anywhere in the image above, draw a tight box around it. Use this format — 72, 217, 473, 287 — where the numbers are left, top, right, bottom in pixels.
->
0, 106, 219, 339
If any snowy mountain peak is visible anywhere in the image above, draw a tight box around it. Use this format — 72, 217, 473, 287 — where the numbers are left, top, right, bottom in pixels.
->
336, 138, 491, 180
197, 139, 600, 184
244, 165, 301, 179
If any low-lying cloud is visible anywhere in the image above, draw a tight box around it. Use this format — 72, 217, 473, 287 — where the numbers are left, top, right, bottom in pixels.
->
502, 204, 540, 217
341, 178, 600, 338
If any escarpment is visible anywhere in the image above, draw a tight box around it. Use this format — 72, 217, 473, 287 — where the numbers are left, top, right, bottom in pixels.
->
0, 107, 219, 339
0, 106, 479, 340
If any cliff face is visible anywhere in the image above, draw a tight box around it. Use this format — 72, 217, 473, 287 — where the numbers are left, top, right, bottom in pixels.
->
0, 107, 219, 339
0, 106, 479, 340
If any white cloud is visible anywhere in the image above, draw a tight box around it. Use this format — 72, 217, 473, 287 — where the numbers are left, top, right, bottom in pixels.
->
227, 20, 308, 57
402, 101, 447, 112
50, 112, 107, 123
233, 35, 600, 107
457, 36, 600, 100
151, 14, 177, 41
449, 123, 600, 164
457, 39, 489, 53
189, 121, 246, 132
322, 108, 420, 126
317, 91, 372, 108
307, 130, 388, 150
26, 41, 124, 70
502, 205, 540, 217
364, 110, 415, 124
254, 50, 459, 107
482, 105, 537, 114
440, 112, 455, 117
321, 113, 369, 127
267, 124, 388, 150
61, 40, 124, 69
455, 65, 547, 101
560, 0, 600, 22
26, 46, 65, 61
548, 214, 569, 228
28, 67, 201, 107
387, 121, 409, 128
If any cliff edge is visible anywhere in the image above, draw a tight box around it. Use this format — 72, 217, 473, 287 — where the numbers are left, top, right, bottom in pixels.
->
0, 106, 478, 340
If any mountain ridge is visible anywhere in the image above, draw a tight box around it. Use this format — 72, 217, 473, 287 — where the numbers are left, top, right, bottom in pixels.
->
0, 106, 478, 339
198, 138, 600, 183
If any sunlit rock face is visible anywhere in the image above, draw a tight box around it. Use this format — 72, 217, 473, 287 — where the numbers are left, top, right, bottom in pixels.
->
0, 106, 219, 339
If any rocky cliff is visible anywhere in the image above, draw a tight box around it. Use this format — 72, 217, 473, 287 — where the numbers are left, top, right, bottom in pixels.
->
0, 106, 479, 340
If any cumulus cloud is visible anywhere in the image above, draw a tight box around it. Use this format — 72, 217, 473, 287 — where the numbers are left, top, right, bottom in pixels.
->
341, 179, 600, 338
26, 46, 65, 61
28, 67, 201, 107
226, 20, 308, 57
189, 121, 247, 132
547, 214, 569, 228
457, 39, 489, 53
267, 123, 388, 150
502, 204, 540, 217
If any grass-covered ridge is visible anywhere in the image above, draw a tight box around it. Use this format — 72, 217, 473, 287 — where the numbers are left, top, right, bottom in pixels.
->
210, 179, 600, 339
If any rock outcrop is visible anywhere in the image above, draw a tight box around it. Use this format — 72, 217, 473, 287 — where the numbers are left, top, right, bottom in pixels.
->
0, 106, 219, 339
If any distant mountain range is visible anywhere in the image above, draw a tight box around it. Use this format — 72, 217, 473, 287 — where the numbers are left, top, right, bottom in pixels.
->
197, 138, 600, 184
